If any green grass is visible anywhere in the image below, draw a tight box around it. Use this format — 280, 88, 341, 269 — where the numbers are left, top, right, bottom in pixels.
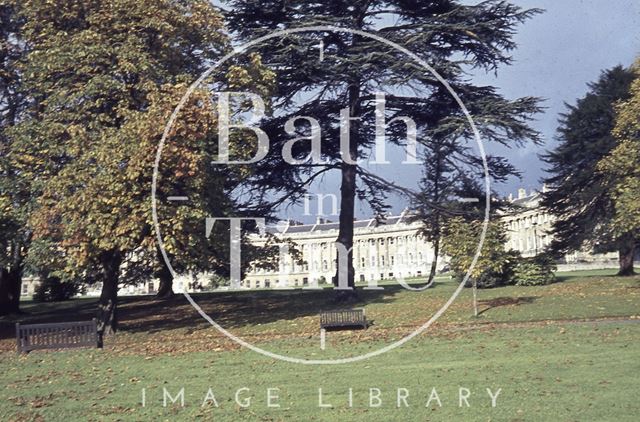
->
1, 271, 639, 421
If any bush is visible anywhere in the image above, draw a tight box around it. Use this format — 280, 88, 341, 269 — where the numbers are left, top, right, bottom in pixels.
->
513, 254, 557, 286
33, 276, 80, 302
457, 250, 521, 289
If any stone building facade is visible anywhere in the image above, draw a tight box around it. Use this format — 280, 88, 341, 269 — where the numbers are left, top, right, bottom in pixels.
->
19, 187, 623, 296
502, 186, 618, 265
243, 211, 440, 289
244, 186, 621, 289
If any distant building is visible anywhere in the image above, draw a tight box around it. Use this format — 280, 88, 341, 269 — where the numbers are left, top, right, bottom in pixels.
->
502, 185, 618, 265
19, 186, 623, 296
243, 186, 621, 289
243, 211, 441, 289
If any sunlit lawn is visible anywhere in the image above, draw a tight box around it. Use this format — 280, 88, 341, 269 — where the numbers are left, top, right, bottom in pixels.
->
1, 270, 639, 421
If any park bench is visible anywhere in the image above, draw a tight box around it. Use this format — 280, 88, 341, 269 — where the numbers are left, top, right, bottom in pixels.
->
16, 319, 99, 354
320, 309, 367, 330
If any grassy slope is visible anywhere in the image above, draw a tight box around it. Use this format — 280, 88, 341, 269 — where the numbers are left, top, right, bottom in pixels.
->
1, 271, 639, 421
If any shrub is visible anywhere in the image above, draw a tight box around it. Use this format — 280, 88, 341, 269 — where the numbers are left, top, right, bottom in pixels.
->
33, 276, 80, 302
513, 254, 557, 286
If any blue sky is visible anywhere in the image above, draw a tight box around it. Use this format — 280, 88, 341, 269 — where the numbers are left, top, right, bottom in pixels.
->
471, 0, 640, 197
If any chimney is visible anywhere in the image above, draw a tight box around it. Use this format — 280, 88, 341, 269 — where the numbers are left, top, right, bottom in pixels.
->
518, 188, 526, 199
508, 193, 513, 202
542, 183, 548, 193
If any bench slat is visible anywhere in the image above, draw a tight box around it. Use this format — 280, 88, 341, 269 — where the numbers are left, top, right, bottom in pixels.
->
320, 309, 367, 329
16, 320, 99, 354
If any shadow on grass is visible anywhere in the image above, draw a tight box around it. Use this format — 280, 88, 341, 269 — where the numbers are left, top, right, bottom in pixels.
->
477, 296, 539, 316
0, 281, 440, 339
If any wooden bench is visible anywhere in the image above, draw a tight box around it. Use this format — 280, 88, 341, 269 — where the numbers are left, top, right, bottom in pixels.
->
16, 319, 99, 354
320, 309, 367, 330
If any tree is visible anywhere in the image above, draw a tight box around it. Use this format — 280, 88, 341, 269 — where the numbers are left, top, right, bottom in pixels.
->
596, 61, 640, 275
440, 216, 518, 315
225, 0, 541, 300
8, 0, 273, 340
541, 66, 636, 275
441, 216, 517, 288
0, 0, 29, 315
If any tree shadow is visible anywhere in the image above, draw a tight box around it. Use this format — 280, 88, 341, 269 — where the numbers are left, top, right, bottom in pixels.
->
0, 281, 439, 340
118, 283, 411, 334
477, 296, 539, 316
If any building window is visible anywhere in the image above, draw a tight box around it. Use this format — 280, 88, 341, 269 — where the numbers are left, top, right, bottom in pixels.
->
361, 257, 366, 268
380, 256, 385, 267
323, 260, 328, 270
391, 256, 395, 266
256, 280, 261, 288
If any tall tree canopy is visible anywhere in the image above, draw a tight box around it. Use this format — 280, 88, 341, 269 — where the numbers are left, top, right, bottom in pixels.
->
7, 0, 274, 338
596, 61, 640, 274
541, 65, 636, 275
224, 0, 542, 297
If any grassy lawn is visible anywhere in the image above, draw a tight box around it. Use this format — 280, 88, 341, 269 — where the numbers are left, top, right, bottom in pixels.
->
1, 271, 639, 421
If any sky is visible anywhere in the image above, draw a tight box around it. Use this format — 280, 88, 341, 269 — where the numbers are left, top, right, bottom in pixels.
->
213, 1, 640, 221
472, 0, 640, 198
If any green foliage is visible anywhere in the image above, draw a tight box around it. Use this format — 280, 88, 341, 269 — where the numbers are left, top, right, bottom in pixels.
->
513, 254, 557, 286
10, 0, 230, 278
8, 0, 275, 282
541, 66, 636, 255
5, 0, 277, 330
33, 276, 81, 302
597, 60, 640, 239
441, 217, 518, 288
0, 0, 31, 313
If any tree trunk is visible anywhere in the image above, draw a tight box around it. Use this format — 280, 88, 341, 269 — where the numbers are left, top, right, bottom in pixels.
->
155, 256, 174, 300
618, 235, 636, 276
333, 162, 357, 296
96, 250, 123, 347
424, 236, 440, 289
0, 266, 22, 316
333, 80, 360, 303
